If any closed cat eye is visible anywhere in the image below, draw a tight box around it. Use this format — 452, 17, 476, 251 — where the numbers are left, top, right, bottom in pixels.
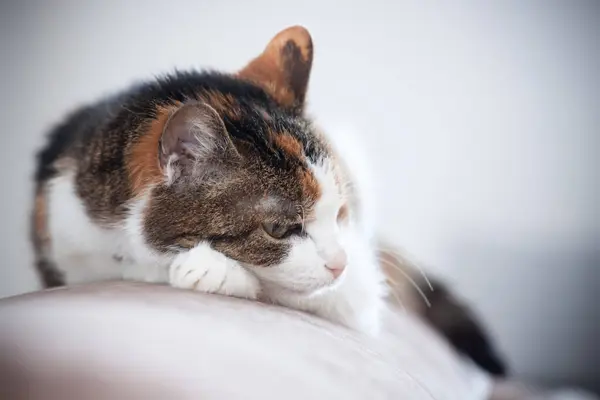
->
262, 222, 303, 239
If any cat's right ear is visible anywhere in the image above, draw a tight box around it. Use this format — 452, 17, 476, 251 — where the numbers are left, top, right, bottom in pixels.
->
159, 102, 239, 182
238, 26, 313, 115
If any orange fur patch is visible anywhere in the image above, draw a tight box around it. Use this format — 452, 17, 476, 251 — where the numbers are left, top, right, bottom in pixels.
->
238, 26, 313, 108
299, 168, 321, 202
32, 186, 50, 253
274, 134, 303, 158
238, 47, 293, 107
128, 105, 177, 196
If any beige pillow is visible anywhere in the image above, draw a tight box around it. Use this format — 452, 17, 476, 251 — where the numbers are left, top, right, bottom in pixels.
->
0, 282, 490, 399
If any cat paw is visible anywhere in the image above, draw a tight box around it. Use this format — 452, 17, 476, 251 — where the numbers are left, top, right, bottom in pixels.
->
169, 242, 260, 299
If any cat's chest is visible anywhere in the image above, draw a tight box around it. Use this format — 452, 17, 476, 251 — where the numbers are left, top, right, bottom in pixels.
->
46, 174, 169, 284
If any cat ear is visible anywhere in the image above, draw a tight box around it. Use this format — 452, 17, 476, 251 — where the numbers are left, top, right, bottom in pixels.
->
238, 26, 313, 114
159, 102, 239, 180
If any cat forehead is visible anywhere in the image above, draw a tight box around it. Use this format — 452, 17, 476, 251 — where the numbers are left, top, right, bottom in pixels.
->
235, 162, 323, 213
245, 161, 341, 224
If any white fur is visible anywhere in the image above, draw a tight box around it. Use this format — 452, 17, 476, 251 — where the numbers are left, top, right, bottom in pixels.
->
47, 174, 123, 284
122, 188, 172, 282
47, 175, 170, 284
318, 121, 379, 237
170, 242, 260, 299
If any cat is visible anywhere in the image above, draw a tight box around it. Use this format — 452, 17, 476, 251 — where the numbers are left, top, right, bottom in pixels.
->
32, 26, 386, 335
31, 25, 507, 374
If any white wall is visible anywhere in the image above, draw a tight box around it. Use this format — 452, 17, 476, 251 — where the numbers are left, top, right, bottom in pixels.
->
1, 0, 598, 391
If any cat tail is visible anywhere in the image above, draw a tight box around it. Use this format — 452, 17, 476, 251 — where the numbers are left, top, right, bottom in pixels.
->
378, 243, 508, 377
31, 183, 64, 288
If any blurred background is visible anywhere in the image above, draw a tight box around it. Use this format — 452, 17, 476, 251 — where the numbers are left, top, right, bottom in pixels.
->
1, 0, 598, 393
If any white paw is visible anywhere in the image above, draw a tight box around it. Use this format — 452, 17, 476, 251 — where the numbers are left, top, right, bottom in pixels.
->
169, 242, 260, 299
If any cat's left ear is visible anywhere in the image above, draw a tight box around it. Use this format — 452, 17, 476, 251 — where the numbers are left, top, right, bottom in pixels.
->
238, 26, 313, 114
159, 102, 240, 181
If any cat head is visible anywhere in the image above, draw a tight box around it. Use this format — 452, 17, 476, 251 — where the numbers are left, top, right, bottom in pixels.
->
138, 27, 360, 295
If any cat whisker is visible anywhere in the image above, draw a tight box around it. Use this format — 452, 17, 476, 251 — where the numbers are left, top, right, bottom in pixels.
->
377, 246, 434, 292
378, 257, 431, 308
385, 278, 407, 312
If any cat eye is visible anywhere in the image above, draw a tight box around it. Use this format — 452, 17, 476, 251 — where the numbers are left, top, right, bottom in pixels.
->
262, 222, 303, 240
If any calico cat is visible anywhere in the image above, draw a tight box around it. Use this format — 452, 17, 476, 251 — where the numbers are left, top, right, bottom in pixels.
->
32, 26, 385, 335
32, 26, 506, 374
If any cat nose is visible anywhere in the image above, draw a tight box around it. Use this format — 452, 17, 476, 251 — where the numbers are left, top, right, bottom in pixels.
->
325, 250, 347, 279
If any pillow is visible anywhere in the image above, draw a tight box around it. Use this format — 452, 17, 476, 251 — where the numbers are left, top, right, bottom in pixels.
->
0, 282, 490, 399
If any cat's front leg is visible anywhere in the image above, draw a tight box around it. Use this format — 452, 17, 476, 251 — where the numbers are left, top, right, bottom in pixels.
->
169, 242, 260, 299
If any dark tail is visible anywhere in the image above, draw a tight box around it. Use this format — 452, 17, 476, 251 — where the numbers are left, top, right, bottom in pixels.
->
378, 245, 508, 376
31, 184, 65, 288
421, 279, 507, 376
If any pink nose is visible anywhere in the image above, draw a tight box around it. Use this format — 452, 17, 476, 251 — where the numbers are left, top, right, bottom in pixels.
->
325, 250, 347, 279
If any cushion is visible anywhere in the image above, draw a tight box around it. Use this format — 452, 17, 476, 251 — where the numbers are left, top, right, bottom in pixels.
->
0, 282, 491, 399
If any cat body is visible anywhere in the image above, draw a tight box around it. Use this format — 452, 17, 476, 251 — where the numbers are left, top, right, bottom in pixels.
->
32, 27, 386, 335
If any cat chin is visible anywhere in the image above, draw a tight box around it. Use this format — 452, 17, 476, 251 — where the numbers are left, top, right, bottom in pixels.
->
260, 271, 383, 336
259, 273, 346, 300
302, 272, 347, 298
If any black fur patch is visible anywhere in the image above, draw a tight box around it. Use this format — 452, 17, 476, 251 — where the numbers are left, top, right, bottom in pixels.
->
423, 281, 508, 376
35, 259, 65, 288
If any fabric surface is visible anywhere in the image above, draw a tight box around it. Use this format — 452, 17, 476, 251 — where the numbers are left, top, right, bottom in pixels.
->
0, 282, 492, 399
490, 381, 599, 400
3, 283, 595, 399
